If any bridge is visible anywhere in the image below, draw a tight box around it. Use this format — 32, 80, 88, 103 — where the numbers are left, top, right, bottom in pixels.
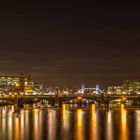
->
77, 84, 103, 94
0, 93, 140, 108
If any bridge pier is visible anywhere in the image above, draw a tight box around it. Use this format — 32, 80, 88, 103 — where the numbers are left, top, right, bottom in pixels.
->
14, 93, 19, 113
54, 93, 59, 108
77, 96, 82, 107
100, 93, 105, 108
121, 97, 126, 107
18, 98, 24, 108
59, 101, 63, 108
106, 101, 110, 108
78, 101, 82, 107
138, 99, 140, 106
49, 100, 55, 106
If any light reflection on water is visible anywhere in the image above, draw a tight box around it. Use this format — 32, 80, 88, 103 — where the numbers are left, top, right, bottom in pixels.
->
0, 105, 139, 140
48, 109, 57, 140
62, 104, 69, 130
61, 104, 70, 140
20, 110, 24, 140
120, 104, 128, 140
90, 104, 98, 140
106, 110, 113, 140
135, 110, 140, 140
25, 110, 30, 140
2, 109, 6, 140
14, 116, 20, 140
75, 109, 84, 140
8, 112, 13, 140
33, 109, 40, 140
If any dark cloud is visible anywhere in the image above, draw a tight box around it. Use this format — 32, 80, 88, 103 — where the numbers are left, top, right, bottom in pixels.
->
0, 2, 140, 88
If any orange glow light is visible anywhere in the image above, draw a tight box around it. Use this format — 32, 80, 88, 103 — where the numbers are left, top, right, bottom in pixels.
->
122, 97, 126, 100
78, 96, 82, 100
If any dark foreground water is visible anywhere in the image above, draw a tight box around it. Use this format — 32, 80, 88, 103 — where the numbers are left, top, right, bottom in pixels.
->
0, 104, 140, 140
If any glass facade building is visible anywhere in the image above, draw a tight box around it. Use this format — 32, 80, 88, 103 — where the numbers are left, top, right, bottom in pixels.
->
0, 75, 33, 95
107, 80, 140, 95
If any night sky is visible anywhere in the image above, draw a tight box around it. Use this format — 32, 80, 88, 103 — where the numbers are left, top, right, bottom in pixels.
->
0, 2, 140, 88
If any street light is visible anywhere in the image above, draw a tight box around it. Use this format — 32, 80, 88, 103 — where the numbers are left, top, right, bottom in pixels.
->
15, 83, 19, 87
77, 96, 82, 100
122, 96, 126, 101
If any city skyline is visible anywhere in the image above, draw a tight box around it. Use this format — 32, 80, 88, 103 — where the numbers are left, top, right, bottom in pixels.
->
0, 2, 140, 88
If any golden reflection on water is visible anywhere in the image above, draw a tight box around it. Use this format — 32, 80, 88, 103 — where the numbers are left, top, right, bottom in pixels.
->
20, 110, 25, 140
8, 112, 13, 140
106, 111, 113, 140
75, 109, 84, 140
120, 104, 128, 140
90, 104, 98, 140
61, 104, 70, 140
2, 109, 6, 140
1, 104, 140, 140
33, 109, 42, 140
14, 116, 20, 140
11, 106, 14, 113
25, 110, 29, 139
135, 110, 140, 140
39, 110, 43, 138
48, 109, 57, 140
62, 104, 66, 123
62, 104, 69, 130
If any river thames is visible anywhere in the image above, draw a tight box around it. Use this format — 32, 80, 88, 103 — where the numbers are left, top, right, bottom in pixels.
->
0, 104, 140, 140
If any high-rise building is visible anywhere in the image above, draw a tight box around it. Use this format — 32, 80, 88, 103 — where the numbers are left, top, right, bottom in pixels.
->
107, 80, 140, 95
107, 86, 123, 94
0, 74, 33, 95
123, 80, 140, 94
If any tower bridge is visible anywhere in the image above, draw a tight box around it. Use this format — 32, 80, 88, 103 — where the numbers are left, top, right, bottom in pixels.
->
77, 84, 103, 94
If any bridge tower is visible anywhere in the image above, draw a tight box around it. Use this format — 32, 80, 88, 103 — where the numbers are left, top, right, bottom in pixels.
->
96, 84, 99, 94
81, 84, 85, 94
96, 84, 103, 94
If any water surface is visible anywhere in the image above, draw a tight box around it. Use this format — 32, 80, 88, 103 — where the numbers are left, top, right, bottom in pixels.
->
0, 105, 140, 140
